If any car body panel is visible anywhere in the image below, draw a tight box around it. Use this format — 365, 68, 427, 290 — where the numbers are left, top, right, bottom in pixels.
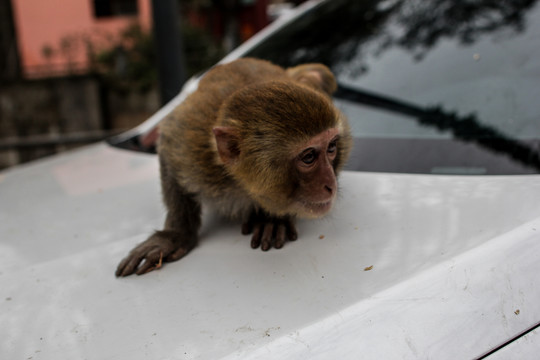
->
3, 0, 540, 358
2, 143, 540, 359
487, 329, 540, 360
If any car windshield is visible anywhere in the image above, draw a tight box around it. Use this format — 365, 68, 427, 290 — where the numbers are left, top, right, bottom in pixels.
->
246, 0, 540, 175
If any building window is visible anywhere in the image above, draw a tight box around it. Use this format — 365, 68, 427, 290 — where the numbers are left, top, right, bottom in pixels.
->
93, 0, 138, 18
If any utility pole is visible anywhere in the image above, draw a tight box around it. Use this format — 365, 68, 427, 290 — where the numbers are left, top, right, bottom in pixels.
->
0, 0, 21, 81
151, 0, 187, 105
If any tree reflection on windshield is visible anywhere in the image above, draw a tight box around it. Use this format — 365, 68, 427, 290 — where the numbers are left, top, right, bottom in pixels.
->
249, 0, 537, 70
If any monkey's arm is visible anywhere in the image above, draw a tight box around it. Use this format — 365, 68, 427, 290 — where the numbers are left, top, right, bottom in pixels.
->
115, 157, 201, 277
241, 210, 298, 251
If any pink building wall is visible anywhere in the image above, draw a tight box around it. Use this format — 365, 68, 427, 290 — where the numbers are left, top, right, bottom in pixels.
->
11, 0, 152, 78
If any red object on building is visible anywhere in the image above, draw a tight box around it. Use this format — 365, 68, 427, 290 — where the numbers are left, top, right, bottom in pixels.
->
239, 0, 270, 41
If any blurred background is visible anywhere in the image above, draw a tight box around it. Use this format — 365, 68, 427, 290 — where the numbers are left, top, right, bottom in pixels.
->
0, 0, 306, 170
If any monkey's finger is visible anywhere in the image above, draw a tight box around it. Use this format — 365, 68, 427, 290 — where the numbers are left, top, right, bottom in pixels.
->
260, 223, 274, 251
274, 223, 287, 249
285, 221, 298, 241
135, 249, 164, 275
116, 254, 144, 277
241, 221, 253, 235
135, 260, 157, 276
251, 223, 263, 249
115, 257, 129, 277
287, 228, 298, 241
168, 243, 195, 261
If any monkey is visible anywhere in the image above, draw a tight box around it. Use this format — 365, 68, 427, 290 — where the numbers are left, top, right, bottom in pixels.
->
116, 57, 352, 277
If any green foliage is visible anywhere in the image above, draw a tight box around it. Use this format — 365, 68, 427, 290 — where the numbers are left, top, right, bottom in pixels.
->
88, 23, 157, 92
181, 22, 224, 75
89, 22, 224, 93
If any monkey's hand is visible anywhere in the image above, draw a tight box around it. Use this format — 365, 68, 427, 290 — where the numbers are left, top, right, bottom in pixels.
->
115, 230, 197, 277
242, 212, 298, 251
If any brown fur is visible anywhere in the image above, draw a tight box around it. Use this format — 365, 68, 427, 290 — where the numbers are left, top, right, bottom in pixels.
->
116, 58, 352, 277
286, 63, 337, 96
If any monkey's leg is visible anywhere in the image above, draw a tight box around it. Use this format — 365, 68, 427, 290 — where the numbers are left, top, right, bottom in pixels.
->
116, 158, 201, 277
242, 210, 298, 251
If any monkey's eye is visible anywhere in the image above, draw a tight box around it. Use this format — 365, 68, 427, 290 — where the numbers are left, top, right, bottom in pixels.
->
300, 149, 317, 165
328, 141, 337, 154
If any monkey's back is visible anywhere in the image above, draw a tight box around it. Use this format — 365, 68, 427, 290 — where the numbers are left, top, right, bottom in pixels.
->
158, 58, 287, 216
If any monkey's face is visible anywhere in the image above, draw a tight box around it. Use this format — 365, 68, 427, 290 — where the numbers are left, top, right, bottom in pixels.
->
235, 127, 342, 219
289, 128, 340, 218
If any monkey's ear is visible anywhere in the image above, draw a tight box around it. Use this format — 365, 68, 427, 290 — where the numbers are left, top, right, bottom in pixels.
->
286, 64, 337, 95
213, 126, 240, 165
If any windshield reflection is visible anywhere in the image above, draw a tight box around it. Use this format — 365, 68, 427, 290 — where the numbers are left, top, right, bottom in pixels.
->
247, 0, 540, 174
250, 0, 537, 70
334, 84, 540, 173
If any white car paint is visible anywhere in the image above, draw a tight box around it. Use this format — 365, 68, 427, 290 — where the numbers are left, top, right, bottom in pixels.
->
3, 0, 540, 357
1, 143, 540, 359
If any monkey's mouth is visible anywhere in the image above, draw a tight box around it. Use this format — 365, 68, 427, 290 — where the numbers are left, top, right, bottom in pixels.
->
300, 199, 334, 217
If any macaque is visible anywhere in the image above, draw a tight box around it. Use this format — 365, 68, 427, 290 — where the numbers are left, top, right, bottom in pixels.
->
116, 58, 352, 277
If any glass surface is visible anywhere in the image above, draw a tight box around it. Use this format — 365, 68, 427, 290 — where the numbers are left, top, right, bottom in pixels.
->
246, 0, 540, 174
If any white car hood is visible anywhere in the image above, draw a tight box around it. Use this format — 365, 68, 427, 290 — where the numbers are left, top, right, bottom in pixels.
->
1, 143, 540, 359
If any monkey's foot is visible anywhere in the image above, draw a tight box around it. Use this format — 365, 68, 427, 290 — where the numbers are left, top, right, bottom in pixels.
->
115, 230, 196, 277
242, 212, 298, 251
